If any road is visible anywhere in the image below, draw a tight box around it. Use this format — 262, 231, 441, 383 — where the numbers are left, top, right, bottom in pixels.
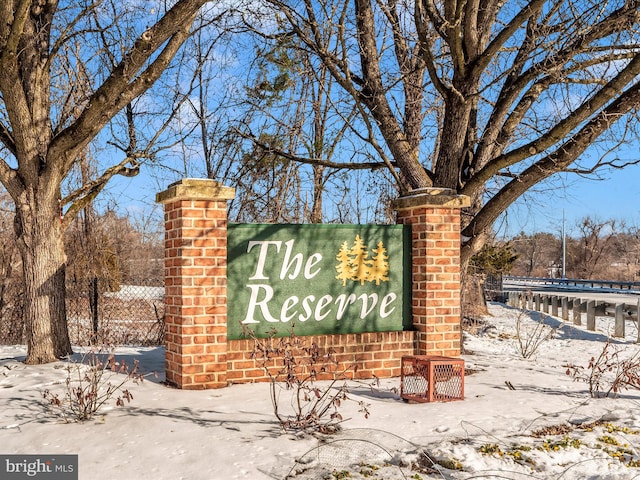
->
502, 279, 640, 306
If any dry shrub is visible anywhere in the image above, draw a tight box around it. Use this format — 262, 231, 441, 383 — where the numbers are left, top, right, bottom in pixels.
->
566, 342, 640, 398
515, 312, 556, 359
42, 350, 145, 422
247, 327, 370, 433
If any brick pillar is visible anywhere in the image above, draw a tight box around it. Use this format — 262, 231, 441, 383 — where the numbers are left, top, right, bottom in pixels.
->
393, 188, 470, 357
156, 179, 235, 389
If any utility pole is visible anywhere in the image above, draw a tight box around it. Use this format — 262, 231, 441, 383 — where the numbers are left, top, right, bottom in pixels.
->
562, 209, 566, 280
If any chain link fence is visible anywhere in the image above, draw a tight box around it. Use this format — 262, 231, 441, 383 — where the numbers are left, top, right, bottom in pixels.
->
0, 278, 165, 347
66, 277, 165, 346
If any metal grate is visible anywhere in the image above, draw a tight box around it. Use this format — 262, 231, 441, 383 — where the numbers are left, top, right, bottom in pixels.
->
401, 356, 464, 403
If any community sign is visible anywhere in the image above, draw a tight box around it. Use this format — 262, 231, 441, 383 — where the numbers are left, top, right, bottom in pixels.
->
227, 224, 411, 339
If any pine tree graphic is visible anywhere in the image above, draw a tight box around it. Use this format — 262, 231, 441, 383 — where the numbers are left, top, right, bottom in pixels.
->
335, 241, 354, 286
369, 241, 390, 285
349, 234, 372, 285
335, 235, 391, 286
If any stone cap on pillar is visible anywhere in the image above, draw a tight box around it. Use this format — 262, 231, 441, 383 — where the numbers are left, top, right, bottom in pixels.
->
392, 187, 470, 210
156, 178, 236, 204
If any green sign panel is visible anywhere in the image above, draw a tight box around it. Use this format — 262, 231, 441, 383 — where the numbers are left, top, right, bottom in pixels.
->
227, 224, 411, 339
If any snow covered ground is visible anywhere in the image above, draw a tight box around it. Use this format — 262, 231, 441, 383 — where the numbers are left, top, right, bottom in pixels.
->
3, 303, 640, 479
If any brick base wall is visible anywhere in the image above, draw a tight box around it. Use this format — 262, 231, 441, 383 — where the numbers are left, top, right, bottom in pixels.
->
226, 331, 415, 384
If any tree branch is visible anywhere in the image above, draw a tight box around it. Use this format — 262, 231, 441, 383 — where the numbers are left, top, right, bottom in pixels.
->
3, 0, 30, 54
471, 0, 547, 76
0, 155, 20, 197
60, 156, 141, 229
235, 127, 389, 171
415, 0, 449, 97
462, 79, 640, 261
49, 0, 209, 173
0, 120, 16, 157
464, 52, 640, 198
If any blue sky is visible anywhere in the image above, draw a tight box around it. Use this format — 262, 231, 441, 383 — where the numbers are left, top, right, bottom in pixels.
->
101, 143, 640, 240
500, 160, 640, 237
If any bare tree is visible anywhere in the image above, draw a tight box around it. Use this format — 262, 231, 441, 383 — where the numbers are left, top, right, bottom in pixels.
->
230, 38, 361, 223
511, 232, 561, 277
255, 0, 640, 266
571, 217, 617, 279
507, 217, 640, 280
179, 12, 394, 224
0, 0, 215, 363
610, 224, 640, 281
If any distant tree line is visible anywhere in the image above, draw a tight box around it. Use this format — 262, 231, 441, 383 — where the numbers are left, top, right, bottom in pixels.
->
472, 217, 640, 282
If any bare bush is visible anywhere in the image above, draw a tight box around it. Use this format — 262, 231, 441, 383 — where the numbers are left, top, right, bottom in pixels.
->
248, 327, 369, 433
42, 350, 144, 422
565, 342, 640, 398
515, 312, 556, 359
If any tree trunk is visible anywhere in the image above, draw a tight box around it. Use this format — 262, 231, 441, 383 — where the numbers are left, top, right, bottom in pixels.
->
311, 164, 324, 223
14, 187, 72, 364
434, 92, 475, 189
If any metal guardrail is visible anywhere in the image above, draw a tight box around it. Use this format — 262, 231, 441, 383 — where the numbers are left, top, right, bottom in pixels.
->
507, 290, 640, 341
504, 275, 640, 291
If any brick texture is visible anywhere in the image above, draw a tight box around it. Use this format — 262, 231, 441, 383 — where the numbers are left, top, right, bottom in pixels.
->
158, 181, 468, 388
157, 180, 235, 389
393, 190, 470, 357
226, 331, 415, 383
